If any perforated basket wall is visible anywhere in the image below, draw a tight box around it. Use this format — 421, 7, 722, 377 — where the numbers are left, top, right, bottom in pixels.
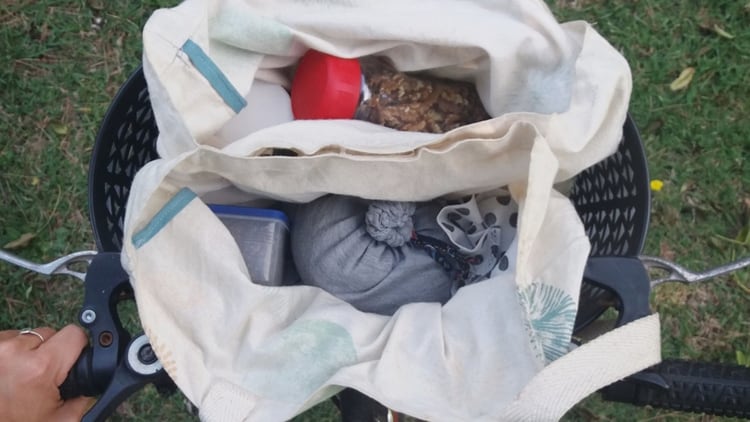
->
89, 69, 159, 252
88, 68, 651, 318
570, 117, 650, 257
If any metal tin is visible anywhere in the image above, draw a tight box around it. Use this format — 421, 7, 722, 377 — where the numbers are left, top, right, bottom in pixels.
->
209, 205, 289, 286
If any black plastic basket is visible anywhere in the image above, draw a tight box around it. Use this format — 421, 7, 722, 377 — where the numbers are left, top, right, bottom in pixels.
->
89, 67, 651, 258
86, 66, 653, 414
88, 67, 651, 335
89, 67, 750, 420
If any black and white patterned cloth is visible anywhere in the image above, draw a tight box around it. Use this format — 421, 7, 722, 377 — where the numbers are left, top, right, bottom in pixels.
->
436, 188, 519, 291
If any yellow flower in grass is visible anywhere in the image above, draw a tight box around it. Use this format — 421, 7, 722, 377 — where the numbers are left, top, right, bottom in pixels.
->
650, 179, 664, 192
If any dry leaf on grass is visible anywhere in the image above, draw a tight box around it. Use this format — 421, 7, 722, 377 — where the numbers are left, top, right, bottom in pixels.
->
670, 67, 695, 91
697, 13, 735, 39
3, 233, 35, 250
712, 24, 734, 39
51, 123, 68, 136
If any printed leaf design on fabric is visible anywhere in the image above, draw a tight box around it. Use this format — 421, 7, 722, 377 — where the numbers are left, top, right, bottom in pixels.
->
240, 320, 357, 400
519, 283, 577, 363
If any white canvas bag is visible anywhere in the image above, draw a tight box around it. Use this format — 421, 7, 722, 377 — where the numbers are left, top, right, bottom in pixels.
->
121, 0, 661, 420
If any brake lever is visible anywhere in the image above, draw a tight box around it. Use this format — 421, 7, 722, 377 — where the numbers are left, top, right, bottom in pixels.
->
582, 256, 652, 329
583, 255, 750, 414
640, 255, 750, 286
58, 253, 175, 421
80, 334, 166, 422
581, 255, 750, 327
0, 249, 175, 418
0, 249, 96, 282
77, 253, 132, 390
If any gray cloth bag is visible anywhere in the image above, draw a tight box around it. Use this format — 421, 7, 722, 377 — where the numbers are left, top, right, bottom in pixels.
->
289, 195, 453, 315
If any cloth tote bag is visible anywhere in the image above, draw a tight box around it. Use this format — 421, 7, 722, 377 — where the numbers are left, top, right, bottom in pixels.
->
120, 0, 661, 420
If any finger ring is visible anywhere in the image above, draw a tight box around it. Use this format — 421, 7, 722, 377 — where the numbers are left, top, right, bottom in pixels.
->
19, 328, 45, 343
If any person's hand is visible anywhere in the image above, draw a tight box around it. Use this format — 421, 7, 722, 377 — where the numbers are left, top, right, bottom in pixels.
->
0, 325, 94, 421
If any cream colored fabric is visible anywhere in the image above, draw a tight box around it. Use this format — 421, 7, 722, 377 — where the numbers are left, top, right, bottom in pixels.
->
122, 0, 661, 420
499, 314, 661, 421
143, 0, 631, 184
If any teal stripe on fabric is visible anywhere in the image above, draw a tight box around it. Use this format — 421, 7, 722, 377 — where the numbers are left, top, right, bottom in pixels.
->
132, 188, 197, 249
181, 39, 247, 113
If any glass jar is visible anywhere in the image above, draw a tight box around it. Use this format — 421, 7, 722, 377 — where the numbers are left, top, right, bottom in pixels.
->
291, 50, 490, 133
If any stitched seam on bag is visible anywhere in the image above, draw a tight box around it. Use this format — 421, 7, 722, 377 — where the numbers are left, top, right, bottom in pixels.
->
181, 39, 247, 113
132, 188, 197, 249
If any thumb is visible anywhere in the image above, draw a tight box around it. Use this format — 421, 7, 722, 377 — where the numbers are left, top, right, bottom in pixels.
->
54, 396, 96, 422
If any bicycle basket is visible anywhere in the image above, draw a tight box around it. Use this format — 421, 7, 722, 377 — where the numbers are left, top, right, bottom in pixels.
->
88, 66, 651, 326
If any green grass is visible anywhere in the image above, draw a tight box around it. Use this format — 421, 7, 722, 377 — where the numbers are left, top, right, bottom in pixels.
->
1, 0, 748, 421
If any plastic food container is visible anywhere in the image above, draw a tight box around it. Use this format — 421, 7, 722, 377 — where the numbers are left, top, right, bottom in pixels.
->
209, 204, 290, 286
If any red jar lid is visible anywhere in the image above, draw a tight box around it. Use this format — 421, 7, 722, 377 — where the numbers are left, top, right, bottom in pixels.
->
291, 50, 362, 120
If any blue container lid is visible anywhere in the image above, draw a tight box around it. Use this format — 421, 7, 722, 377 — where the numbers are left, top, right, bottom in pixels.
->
208, 204, 290, 227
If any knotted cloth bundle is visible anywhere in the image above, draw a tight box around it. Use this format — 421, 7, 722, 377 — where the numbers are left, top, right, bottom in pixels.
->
364, 201, 417, 248
291, 196, 453, 315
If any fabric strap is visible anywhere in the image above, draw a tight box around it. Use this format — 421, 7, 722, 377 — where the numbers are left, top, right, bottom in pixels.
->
500, 313, 661, 421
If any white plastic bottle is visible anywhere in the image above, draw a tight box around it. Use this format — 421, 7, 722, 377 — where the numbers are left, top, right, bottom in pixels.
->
213, 80, 294, 148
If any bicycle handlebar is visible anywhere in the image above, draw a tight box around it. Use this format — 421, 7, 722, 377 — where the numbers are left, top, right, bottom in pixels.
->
56, 254, 749, 420
603, 359, 750, 418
